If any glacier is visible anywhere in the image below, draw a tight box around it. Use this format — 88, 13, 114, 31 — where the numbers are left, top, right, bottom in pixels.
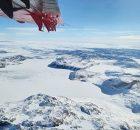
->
0, 42, 140, 130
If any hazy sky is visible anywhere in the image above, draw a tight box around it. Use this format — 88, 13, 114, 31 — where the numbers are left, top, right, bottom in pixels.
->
0, 0, 140, 48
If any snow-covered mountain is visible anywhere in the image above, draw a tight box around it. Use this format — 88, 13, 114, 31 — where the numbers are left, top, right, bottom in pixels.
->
0, 94, 140, 130
0, 42, 140, 129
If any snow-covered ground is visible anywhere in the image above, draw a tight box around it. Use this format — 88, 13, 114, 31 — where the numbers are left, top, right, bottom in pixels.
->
0, 42, 140, 130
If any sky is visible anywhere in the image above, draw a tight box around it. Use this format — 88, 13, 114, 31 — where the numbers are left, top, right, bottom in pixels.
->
0, 0, 140, 48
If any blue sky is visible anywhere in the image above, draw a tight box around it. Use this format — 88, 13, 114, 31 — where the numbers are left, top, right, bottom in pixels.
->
0, 0, 140, 48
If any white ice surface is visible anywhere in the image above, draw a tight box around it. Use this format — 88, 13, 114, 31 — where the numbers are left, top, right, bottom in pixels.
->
0, 42, 140, 129
0, 59, 110, 103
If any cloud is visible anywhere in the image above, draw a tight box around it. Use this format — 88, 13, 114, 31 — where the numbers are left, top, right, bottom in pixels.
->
6, 27, 65, 33
3, 27, 140, 49
7, 27, 37, 31
119, 35, 140, 40
59, 27, 97, 32
6, 27, 41, 36
6, 26, 99, 35
15, 32, 38, 36
0, 33, 6, 36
